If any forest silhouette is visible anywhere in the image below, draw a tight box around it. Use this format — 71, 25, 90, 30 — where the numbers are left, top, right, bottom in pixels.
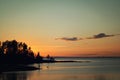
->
0, 40, 55, 65
0, 40, 81, 72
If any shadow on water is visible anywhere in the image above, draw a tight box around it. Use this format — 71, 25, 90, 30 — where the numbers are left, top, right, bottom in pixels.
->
0, 63, 41, 80
0, 72, 27, 80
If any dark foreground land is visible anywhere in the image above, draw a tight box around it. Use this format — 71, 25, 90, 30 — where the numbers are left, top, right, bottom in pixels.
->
0, 64, 39, 73
0, 40, 90, 73
0, 40, 54, 72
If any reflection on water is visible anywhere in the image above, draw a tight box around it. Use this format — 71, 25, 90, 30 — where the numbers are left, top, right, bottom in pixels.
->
1, 58, 120, 80
1, 72, 120, 80
0, 72, 27, 80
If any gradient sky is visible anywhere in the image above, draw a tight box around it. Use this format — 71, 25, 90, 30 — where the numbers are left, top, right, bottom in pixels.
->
0, 0, 120, 57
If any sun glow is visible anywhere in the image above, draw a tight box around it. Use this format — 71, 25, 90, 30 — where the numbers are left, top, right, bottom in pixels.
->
0, 0, 120, 57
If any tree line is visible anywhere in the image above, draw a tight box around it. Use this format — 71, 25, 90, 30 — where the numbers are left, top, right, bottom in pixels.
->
0, 40, 54, 64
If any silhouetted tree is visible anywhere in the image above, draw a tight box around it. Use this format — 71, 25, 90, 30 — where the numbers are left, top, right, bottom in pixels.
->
0, 41, 1, 47
23, 43, 27, 51
46, 54, 55, 62
46, 54, 50, 59
36, 52, 43, 63
0, 40, 35, 64
0, 42, 4, 55
0, 40, 55, 64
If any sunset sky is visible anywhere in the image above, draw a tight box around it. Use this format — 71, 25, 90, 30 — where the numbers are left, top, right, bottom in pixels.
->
0, 0, 120, 57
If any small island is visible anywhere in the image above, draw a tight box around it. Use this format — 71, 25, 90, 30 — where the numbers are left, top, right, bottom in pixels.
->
0, 40, 55, 72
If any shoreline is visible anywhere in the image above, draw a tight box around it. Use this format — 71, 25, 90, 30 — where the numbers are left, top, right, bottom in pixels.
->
54, 60, 91, 63
0, 64, 40, 73
0, 60, 91, 73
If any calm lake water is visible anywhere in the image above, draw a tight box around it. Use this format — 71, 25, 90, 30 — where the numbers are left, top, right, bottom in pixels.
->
0, 58, 120, 80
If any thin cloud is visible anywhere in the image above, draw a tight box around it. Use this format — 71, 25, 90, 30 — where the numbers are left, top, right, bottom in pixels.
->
55, 37, 82, 41
55, 33, 120, 41
87, 33, 116, 39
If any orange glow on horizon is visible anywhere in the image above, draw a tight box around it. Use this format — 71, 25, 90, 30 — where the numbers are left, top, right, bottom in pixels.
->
30, 45, 120, 57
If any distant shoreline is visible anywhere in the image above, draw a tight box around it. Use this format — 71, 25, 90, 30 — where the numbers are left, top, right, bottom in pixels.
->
54, 60, 91, 63
54, 56, 120, 58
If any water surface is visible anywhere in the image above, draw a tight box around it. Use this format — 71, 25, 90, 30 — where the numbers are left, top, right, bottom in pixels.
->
1, 58, 120, 80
